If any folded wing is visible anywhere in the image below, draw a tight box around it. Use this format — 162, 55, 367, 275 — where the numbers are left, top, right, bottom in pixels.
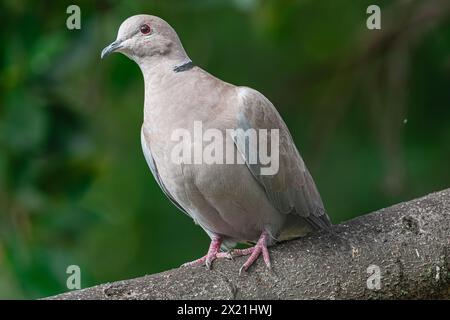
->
233, 87, 331, 231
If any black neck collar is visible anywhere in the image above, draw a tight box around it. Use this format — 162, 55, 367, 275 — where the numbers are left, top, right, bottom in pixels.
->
173, 61, 195, 73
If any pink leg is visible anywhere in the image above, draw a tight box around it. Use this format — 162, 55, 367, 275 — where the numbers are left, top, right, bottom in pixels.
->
232, 231, 271, 274
182, 237, 231, 269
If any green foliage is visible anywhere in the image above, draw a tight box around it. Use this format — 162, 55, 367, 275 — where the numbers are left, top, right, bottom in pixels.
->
0, 0, 449, 298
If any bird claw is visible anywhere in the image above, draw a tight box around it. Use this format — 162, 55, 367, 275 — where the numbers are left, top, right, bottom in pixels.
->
239, 264, 248, 276
181, 239, 232, 269
205, 258, 213, 270
233, 231, 271, 274
182, 232, 271, 273
182, 251, 232, 269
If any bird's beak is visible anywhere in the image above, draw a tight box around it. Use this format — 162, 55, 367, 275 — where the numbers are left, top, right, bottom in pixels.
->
101, 40, 123, 59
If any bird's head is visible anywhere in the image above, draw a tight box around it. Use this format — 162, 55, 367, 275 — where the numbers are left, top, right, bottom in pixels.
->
101, 15, 188, 65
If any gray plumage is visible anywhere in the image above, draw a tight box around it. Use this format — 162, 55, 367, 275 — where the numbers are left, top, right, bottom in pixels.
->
102, 15, 331, 253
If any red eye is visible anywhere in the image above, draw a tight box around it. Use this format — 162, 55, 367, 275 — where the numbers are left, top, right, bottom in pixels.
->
140, 24, 151, 35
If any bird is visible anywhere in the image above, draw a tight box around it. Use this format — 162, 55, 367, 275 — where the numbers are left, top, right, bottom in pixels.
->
101, 14, 332, 273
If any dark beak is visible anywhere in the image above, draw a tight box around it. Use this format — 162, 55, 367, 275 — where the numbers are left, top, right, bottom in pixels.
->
101, 40, 123, 59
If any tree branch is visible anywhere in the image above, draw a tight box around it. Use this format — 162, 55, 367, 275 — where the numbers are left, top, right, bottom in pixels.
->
49, 189, 450, 299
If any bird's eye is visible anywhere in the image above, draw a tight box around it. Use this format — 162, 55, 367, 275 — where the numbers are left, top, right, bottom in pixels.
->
140, 24, 151, 35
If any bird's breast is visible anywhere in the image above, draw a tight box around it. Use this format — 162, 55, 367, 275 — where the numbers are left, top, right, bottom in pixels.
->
142, 124, 284, 242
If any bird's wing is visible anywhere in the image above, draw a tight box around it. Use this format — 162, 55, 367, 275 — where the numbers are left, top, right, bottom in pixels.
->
233, 87, 331, 230
140, 127, 191, 218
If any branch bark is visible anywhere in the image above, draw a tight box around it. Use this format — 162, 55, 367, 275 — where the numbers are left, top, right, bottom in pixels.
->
49, 189, 450, 299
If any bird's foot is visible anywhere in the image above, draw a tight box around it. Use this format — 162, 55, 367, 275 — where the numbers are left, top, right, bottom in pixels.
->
181, 237, 232, 269
232, 231, 271, 274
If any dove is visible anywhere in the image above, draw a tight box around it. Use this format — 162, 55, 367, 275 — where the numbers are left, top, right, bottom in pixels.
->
101, 15, 332, 273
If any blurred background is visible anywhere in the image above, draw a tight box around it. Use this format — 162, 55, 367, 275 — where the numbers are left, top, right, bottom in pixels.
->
0, 0, 449, 299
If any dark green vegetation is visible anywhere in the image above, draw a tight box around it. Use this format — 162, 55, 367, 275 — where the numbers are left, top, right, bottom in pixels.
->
0, 0, 449, 298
